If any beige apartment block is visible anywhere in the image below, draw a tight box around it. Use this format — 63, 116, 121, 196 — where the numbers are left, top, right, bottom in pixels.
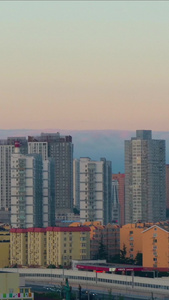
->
27, 228, 46, 267
46, 226, 90, 267
10, 226, 90, 267
10, 228, 27, 266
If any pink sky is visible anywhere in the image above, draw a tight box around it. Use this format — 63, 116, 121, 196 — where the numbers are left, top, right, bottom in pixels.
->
1, 2, 169, 131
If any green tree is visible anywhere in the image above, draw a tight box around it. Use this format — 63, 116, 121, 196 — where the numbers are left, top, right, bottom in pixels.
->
135, 252, 142, 265
47, 264, 56, 269
98, 240, 107, 259
73, 206, 80, 215
120, 244, 127, 263
108, 254, 121, 264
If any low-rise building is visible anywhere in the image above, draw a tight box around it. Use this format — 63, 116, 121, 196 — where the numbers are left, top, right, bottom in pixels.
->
10, 226, 90, 267
87, 223, 120, 260
46, 226, 90, 266
0, 226, 10, 267
120, 223, 153, 260
142, 224, 169, 268
0, 272, 33, 300
10, 228, 27, 266
27, 228, 46, 267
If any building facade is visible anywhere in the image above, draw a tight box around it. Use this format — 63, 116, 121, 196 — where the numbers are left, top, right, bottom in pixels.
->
28, 133, 73, 216
142, 224, 169, 268
0, 272, 33, 300
11, 142, 55, 228
27, 228, 46, 267
77, 157, 112, 224
10, 228, 28, 266
112, 173, 125, 226
0, 225, 10, 267
73, 159, 80, 210
120, 223, 149, 261
11, 143, 43, 228
111, 179, 120, 224
42, 159, 55, 227
125, 130, 166, 224
90, 223, 120, 260
0, 137, 27, 219
10, 226, 90, 267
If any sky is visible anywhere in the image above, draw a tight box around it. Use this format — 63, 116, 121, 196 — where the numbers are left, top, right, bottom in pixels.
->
1, 1, 169, 131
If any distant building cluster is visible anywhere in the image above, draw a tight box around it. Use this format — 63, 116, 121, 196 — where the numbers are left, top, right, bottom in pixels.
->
0, 129, 168, 269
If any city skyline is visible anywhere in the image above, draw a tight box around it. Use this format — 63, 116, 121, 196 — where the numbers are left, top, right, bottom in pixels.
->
0, 128, 169, 174
1, 2, 169, 131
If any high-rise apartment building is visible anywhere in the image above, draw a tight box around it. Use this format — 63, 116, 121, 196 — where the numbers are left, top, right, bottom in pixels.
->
112, 173, 125, 226
77, 157, 112, 224
11, 142, 43, 228
125, 130, 166, 224
0, 137, 27, 223
28, 133, 73, 216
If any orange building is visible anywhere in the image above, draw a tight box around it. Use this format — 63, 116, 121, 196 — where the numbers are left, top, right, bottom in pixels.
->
69, 221, 120, 260
142, 224, 169, 268
120, 223, 153, 260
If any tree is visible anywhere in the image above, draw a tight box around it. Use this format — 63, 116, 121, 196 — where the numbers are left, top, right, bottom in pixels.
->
73, 206, 80, 215
47, 264, 56, 269
98, 240, 107, 260
135, 252, 142, 266
120, 244, 127, 263
108, 254, 121, 264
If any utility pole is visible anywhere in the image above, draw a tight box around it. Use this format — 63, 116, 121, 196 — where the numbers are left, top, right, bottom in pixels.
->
95, 271, 98, 284
78, 284, 81, 300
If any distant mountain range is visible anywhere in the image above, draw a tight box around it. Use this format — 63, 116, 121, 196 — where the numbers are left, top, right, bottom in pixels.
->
0, 129, 169, 173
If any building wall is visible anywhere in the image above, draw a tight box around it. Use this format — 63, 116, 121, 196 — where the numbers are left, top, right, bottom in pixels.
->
42, 159, 55, 227
142, 225, 169, 268
0, 243, 10, 267
112, 173, 125, 226
0, 137, 27, 215
90, 223, 120, 260
28, 133, 73, 215
125, 130, 166, 224
28, 141, 48, 160
46, 227, 90, 266
120, 224, 145, 260
0, 273, 19, 293
11, 150, 43, 228
10, 226, 90, 267
10, 229, 27, 266
0, 145, 14, 211
111, 179, 120, 225
27, 228, 46, 266
0, 226, 10, 267
73, 159, 80, 210
79, 157, 112, 225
